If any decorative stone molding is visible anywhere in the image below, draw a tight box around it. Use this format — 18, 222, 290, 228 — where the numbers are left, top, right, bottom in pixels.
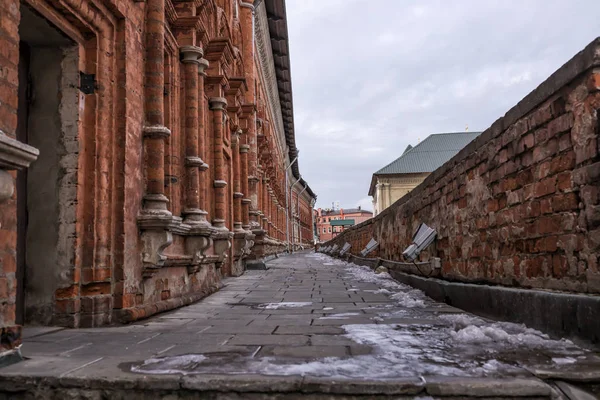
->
254, 4, 285, 155
240, 144, 250, 153
141, 230, 173, 278
197, 58, 209, 75
140, 194, 172, 216
142, 125, 171, 139
233, 192, 244, 198
0, 132, 39, 170
185, 156, 206, 167
213, 230, 233, 268
185, 225, 214, 271
209, 97, 228, 111
179, 45, 203, 64
242, 198, 252, 204
214, 180, 227, 188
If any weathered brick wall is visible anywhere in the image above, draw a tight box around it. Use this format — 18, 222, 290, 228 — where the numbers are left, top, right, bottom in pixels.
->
0, 0, 21, 334
0, 0, 313, 331
327, 38, 600, 294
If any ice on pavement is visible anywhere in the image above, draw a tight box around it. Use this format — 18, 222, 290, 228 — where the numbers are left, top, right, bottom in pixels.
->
257, 302, 312, 309
131, 354, 207, 375
318, 312, 361, 319
132, 253, 595, 379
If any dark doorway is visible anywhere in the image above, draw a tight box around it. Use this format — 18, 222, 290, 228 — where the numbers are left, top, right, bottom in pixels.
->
15, 42, 30, 325
15, 4, 78, 326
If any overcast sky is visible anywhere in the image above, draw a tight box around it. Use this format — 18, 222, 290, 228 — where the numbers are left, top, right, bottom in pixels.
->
285, 0, 598, 211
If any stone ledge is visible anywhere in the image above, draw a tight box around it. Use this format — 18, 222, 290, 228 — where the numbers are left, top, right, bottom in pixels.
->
0, 372, 562, 398
0, 132, 39, 170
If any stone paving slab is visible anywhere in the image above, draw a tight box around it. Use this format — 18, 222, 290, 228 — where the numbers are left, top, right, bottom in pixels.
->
1, 251, 599, 399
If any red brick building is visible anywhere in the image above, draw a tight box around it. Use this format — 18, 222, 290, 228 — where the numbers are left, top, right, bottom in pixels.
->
314, 207, 373, 242
0, 0, 315, 349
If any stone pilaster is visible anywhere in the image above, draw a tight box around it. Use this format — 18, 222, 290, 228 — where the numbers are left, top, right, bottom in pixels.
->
209, 97, 228, 230
138, 0, 175, 278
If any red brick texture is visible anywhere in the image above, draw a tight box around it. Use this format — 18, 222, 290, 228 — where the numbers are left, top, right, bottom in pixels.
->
0, 0, 20, 335
0, 0, 312, 329
326, 38, 600, 294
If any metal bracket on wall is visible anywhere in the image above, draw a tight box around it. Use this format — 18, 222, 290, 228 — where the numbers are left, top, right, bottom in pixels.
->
79, 72, 96, 94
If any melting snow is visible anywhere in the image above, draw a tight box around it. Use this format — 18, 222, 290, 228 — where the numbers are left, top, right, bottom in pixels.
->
552, 357, 577, 364
257, 302, 312, 310
319, 313, 361, 319
131, 253, 595, 380
131, 354, 207, 375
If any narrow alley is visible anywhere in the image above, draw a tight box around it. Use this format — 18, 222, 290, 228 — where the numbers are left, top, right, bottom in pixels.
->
1, 252, 598, 398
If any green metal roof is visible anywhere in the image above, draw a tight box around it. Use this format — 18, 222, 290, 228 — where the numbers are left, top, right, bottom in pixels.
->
330, 219, 355, 226
375, 132, 481, 175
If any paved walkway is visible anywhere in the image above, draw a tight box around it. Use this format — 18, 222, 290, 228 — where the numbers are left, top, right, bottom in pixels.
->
1, 252, 599, 398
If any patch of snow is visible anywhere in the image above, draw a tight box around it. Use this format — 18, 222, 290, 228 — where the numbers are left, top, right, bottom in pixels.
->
390, 291, 426, 308
131, 354, 207, 375
257, 302, 312, 310
552, 357, 577, 365
319, 313, 362, 320
322, 307, 334, 311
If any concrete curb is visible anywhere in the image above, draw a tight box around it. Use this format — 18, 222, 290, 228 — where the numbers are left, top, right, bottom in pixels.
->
0, 373, 560, 398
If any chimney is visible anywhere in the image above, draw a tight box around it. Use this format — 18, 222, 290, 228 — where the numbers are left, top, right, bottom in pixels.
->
317, 208, 322, 217
358, 205, 361, 210
341, 208, 344, 219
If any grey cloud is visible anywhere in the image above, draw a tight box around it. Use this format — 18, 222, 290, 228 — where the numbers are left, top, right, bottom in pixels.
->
286, 0, 598, 210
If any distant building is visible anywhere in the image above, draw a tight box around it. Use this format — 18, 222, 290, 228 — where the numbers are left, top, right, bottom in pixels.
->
369, 132, 481, 216
314, 207, 373, 242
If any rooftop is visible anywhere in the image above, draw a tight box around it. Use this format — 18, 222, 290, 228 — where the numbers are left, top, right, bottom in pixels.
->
375, 132, 481, 175
368, 132, 481, 196
330, 219, 355, 226
318, 208, 373, 216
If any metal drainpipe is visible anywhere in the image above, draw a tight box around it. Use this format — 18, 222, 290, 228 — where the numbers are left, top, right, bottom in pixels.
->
296, 184, 307, 248
289, 175, 301, 252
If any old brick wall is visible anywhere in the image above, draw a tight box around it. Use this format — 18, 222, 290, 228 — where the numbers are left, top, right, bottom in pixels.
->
0, 0, 314, 331
327, 38, 600, 294
0, 0, 21, 335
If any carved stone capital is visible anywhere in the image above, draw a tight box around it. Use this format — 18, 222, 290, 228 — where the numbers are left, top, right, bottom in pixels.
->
214, 180, 227, 188
185, 156, 205, 167
143, 125, 171, 139
209, 97, 228, 111
242, 198, 252, 204
180, 45, 203, 64
198, 58, 210, 75
212, 218, 227, 229
140, 194, 171, 216
183, 208, 209, 226
240, 144, 250, 153
233, 192, 244, 199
